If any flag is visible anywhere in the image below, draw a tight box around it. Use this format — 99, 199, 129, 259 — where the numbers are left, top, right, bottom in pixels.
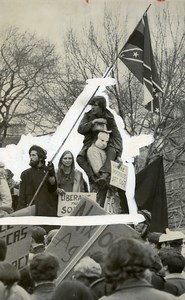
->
135, 156, 168, 232
119, 13, 163, 114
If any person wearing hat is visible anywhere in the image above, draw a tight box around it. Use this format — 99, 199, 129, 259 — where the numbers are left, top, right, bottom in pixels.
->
71, 256, 102, 287
87, 130, 110, 178
77, 95, 123, 186
17, 145, 58, 217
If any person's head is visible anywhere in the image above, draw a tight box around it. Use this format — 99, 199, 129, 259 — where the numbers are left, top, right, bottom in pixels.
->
30, 252, 59, 283
89, 96, 107, 116
72, 256, 102, 286
51, 280, 93, 300
29, 145, 47, 167
169, 238, 183, 249
103, 237, 154, 286
5, 169, 14, 181
0, 262, 20, 287
159, 250, 185, 274
31, 226, 46, 245
147, 232, 162, 250
95, 132, 110, 150
0, 239, 7, 261
58, 151, 74, 170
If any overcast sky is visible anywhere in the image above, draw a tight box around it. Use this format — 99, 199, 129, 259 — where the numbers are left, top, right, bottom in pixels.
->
0, 0, 184, 54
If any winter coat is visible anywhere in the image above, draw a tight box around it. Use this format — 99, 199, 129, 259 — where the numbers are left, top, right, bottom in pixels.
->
78, 109, 123, 157
31, 282, 56, 300
102, 278, 178, 300
17, 165, 58, 216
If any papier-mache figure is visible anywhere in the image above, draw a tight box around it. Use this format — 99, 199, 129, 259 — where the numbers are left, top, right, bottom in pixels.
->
77, 95, 123, 185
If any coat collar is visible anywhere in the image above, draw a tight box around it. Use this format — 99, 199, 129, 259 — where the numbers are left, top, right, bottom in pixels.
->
115, 278, 152, 292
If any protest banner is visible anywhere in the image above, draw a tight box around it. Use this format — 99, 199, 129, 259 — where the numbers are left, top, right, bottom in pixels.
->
57, 192, 96, 216
104, 190, 121, 214
110, 161, 128, 191
46, 197, 138, 284
0, 225, 31, 270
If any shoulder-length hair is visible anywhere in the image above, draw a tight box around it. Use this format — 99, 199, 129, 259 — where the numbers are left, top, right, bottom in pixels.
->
56, 151, 75, 187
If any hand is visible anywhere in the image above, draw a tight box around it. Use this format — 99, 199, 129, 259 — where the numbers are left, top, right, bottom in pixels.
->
47, 161, 55, 176
116, 156, 123, 169
57, 188, 66, 195
92, 118, 107, 125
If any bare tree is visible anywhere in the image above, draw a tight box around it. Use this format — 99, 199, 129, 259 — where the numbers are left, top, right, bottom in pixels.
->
0, 27, 60, 145
60, 5, 185, 228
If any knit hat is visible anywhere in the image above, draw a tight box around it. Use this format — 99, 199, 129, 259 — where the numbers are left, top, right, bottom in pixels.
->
73, 256, 102, 278
29, 145, 47, 159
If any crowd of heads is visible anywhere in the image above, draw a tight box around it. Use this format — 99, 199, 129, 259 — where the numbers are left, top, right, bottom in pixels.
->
0, 225, 185, 300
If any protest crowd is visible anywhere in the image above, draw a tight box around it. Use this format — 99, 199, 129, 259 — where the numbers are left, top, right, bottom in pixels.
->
0, 224, 185, 300
0, 97, 184, 300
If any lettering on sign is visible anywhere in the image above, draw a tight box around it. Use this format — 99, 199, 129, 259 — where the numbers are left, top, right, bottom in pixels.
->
0, 225, 31, 270
57, 192, 96, 216
110, 161, 128, 191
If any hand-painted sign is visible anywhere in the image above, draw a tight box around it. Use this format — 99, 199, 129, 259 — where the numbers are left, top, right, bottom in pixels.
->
0, 225, 31, 270
110, 161, 128, 191
57, 192, 96, 216
46, 197, 138, 284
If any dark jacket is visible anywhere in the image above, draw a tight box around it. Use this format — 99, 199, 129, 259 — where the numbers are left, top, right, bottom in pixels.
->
31, 282, 56, 300
78, 109, 123, 157
103, 278, 178, 300
165, 275, 185, 296
17, 166, 58, 216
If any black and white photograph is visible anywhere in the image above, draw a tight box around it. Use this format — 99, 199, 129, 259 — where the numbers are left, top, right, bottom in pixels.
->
0, 0, 185, 298
1, 222, 185, 299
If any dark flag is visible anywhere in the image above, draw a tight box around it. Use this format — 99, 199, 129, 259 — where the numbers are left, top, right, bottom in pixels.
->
135, 156, 168, 232
119, 13, 163, 114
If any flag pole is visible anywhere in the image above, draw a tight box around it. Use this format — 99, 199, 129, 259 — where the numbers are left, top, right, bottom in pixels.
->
108, 3, 152, 72
27, 4, 153, 209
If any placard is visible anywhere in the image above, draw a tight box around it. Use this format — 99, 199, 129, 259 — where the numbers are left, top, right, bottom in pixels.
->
0, 225, 31, 270
57, 192, 96, 216
110, 161, 128, 191
46, 197, 138, 284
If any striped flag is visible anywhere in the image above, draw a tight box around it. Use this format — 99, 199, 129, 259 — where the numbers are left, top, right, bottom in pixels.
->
119, 13, 163, 114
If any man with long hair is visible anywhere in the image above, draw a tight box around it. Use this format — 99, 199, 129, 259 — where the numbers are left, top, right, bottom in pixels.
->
17, 145, 58, 217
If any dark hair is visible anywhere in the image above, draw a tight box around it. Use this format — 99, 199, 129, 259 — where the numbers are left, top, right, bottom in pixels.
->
0, 239, 7, 261
51, 280, 93, 300
30, 253, 59, 282
103, 237, 154, 285
29, 145, 47, 162
31, 226, 46, 244
0, 262, 20, 286
5, 169, 14, 179
57, 151, 75, 187
18, 266, 35, 294
160, 250, 185, 273
169, 239, 183, 248
89, 96, 107, 110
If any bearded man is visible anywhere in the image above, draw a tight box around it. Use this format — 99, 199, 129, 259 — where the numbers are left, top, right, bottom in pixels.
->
17, 145, 58, 217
